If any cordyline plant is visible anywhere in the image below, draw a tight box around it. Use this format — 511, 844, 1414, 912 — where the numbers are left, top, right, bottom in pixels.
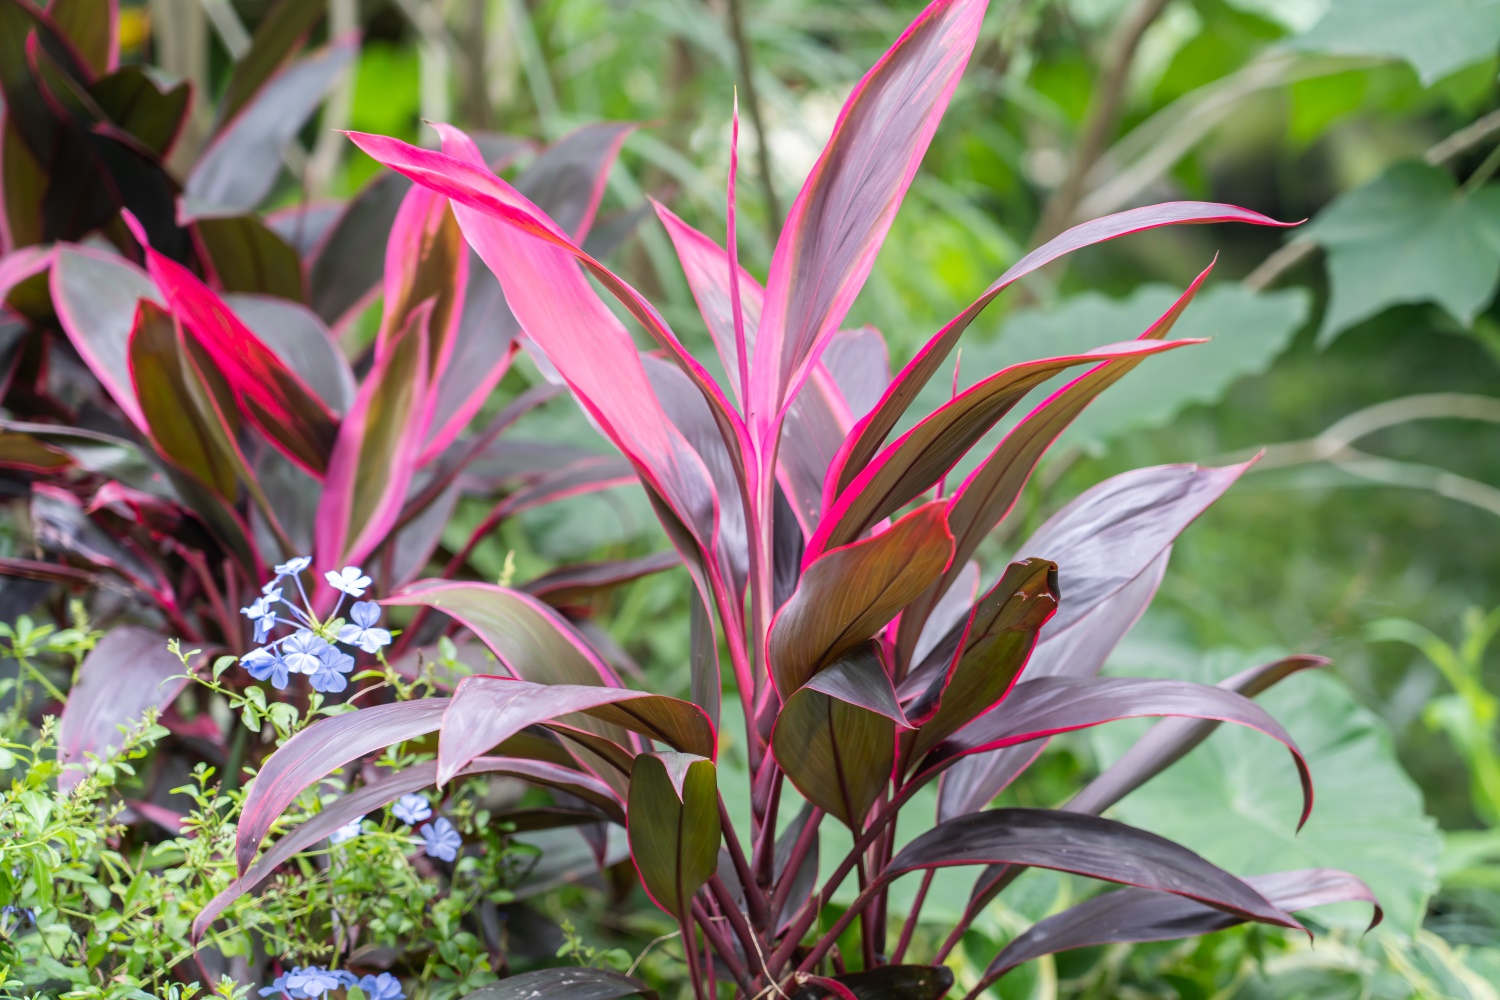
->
0, 0, 647, 769
212, 1, 1381, 996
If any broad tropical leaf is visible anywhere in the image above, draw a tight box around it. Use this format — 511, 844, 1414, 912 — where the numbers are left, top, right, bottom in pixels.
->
628, 752, 721, 918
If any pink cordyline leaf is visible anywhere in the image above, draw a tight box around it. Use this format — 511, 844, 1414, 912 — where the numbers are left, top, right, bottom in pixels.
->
375, 180, 467, 380
345, 128, 733, 596
827, 204, 1295, 499
119, 211, 338, 476
748, 0, 989, 436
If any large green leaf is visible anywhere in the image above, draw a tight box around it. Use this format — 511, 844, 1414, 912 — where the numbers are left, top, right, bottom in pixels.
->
973, 284, 1308, 452
1293, 0, 1500, 85
1301, 162, 1500, 345
1089, 636, 1441, 933
627, 752, 720, 919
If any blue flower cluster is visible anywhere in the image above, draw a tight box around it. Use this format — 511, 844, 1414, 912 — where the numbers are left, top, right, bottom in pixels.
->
321, 794, 463, 861
239, 558, 392, 693
392, 793, 463, 861
261, 967, 403, 1000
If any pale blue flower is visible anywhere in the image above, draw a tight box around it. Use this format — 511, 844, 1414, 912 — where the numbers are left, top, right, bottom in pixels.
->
391, 793, 431, 825
240, 595, 276, 632
275, 556, 312, 576
329, 816, 363, 844
260, 582, 284, 601
284, 966, 342, 998
325, 565, 372, 597
282, 630, 329, 675
310, 645, 355, 693
358, 973, 405, 1000
419, 817, 461, 861
338, 601, 391, 653
242, 647, 290, 690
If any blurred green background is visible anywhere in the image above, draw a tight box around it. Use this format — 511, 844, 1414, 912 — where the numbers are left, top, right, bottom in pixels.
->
130, 0, 1500, 995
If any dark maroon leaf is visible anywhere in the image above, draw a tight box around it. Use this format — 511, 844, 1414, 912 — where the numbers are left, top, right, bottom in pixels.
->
882, 808, 1301, 930
88, 66, 189, 158
1021, 548, 1169, 682
789, 965, 954, 1000
926, 676, 1314, 830
46, 0, 116, 76
235, 699, 450, 872
905, 558, 1058, 761
183, 39, 355, 219
436, 675, 714, 785
49, 245, 156, 430
308, 172, 409, 325
772, 644, 909, 828
770, 501, 952, 697
461, 968, 657, 1000
811, 340, 1187, 557
56, 625, 186, 790
523, 551, 681, 604
983, 868, 1380, 981
514, 122, 634, 241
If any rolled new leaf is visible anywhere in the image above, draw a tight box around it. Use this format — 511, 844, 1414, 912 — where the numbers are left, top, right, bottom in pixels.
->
627, 752, 720, 919
903, 558, 1058, 762
768, 501, 953, 698
772, 644, 911, 828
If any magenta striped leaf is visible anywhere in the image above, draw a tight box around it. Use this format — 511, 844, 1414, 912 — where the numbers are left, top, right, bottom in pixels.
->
810, 339, 1194, 558
346, 128, 735, 587
881, 808, 1302, 930
121, 213, 338, 476
375, 180, 467, 381
828, 204, 1294, 498
437, 675, 715, 785
983, 868, 1380, 981
315, 302, 432, 569
748, 0, 988, 430
768, 501, 953, 698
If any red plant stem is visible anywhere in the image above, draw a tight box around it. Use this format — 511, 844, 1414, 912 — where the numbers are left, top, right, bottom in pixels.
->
692, 897, 754, 992
680, 911, 708, 1000
767, 804, 824, 919
935, 865, 1019, 965
855, 852, 877, 970
718, 795, 772, 933
752, 767, 783, 888
709, 875, 772, 981
890, 869, 934, 964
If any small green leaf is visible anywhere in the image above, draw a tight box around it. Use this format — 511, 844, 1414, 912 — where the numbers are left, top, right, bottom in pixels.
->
626, 752, 720, 919
1293, 0, 1500, 85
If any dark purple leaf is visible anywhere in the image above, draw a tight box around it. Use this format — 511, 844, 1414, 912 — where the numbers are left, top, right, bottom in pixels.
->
183, 38, 355, 219
214, 0, 325, 126
46, 0, 117, 76
437, 675, 714, 785
983, 868, 1380, 981
514, 122, 634, 241
49, 246, 155, 430
523, 551, 681, 604
235, 699, 451, 872
925, 676, 1314, 831
789, 965, 954, 1000
461, 968, 657, 1000
882, 808, 1302, 930
308, 172, 409, 326
56, 625, 186, 790
772, 643, 909, 827
88, 66, 189, 158
227, 293, 355, 415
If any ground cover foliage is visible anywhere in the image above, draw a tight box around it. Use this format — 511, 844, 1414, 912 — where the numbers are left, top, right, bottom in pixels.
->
1, 0, 1499, 997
